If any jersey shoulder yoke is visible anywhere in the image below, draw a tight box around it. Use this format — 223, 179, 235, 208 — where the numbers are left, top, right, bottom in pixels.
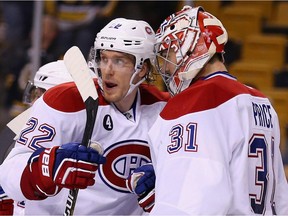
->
43, 79, 106, 112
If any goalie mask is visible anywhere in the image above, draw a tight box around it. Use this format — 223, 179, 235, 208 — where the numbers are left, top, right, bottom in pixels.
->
90, 18, 155, 97
23, 60, 73, 105
155, 6, 228, 95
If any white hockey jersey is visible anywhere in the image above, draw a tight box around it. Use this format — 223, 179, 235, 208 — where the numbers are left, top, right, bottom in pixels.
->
149, 71, 288, 215
0, 80, 169, 215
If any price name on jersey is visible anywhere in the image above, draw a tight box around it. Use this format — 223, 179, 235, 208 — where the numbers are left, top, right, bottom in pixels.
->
252, 102, 273, 129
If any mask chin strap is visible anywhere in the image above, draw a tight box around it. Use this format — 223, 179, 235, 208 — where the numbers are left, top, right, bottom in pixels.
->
124, 69, 145, 98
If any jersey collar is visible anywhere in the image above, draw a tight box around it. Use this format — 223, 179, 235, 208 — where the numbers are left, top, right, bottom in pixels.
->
202, 71, 236, 81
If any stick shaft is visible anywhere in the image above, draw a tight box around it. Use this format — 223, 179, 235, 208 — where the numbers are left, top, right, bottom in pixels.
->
63, 46, 98, 216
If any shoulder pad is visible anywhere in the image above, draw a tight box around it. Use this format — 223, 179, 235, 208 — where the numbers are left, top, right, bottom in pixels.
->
43, 79, 106, 112
43, 82, 85, 112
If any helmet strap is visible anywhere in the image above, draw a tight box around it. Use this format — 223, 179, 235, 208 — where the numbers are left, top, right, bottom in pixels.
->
124, 69, 145, 98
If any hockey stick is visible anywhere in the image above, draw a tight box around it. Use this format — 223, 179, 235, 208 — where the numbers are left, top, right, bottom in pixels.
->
63, 46, 99, 216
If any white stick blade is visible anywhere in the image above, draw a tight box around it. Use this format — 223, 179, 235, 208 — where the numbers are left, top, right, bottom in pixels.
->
63, 46, 98, 101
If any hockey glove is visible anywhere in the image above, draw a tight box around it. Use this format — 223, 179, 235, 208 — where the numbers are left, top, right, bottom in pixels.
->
21, 143, 106, 200
0, 186, 14, 215
126, 163, 155, 212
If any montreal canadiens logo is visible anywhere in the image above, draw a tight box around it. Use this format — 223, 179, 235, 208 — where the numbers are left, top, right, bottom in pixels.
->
98, 139, 151, 193
145, 26, 153, 35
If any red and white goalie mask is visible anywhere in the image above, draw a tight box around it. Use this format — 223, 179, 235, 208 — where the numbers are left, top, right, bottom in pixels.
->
154, 6, 228, 95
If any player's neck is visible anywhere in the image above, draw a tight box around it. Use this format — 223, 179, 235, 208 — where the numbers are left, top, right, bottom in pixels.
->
196, 60, 227, 78
113, 89, 138, 113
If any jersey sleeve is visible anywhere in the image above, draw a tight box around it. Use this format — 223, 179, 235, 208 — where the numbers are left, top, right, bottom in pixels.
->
0, 146, 31, 201
0, 87, 86, 201
274, 142, 288, 214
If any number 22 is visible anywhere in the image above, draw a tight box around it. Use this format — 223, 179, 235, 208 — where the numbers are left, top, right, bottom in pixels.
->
17, 117, 56, 150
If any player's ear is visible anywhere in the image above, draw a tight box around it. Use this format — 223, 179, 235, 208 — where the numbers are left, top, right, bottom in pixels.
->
138, 61, 151, 79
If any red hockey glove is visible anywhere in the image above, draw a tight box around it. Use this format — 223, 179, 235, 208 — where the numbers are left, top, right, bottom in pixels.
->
0, 186, 14, 215
126, 163, 155, 212
21, 143, 106, 200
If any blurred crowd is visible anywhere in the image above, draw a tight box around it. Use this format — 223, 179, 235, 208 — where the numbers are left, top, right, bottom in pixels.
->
0, 0, 183, 128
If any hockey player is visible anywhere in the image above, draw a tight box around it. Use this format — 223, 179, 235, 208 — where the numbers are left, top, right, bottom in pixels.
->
0, 18, 169, 215
0, 60, 75, 164
139, 5, 288, 215
0, 60, 75, 215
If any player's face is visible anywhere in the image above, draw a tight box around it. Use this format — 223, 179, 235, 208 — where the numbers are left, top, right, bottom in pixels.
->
157, 48, 177, 76
31, 88, 46, 104
98, 50, 136, 103
23, 80, 46, 105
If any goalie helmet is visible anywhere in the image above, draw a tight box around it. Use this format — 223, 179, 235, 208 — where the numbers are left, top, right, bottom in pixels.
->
155, 5, 228, 95
91, 18, 155, 96
23, 60, 73, 105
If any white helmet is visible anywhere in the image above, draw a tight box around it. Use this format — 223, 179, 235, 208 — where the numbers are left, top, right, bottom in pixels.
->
91, 18, 155, 96
23, 60, 96, 105
155, 6, 228, 95
23, 60, 73, 104
33, 60, 73, 90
